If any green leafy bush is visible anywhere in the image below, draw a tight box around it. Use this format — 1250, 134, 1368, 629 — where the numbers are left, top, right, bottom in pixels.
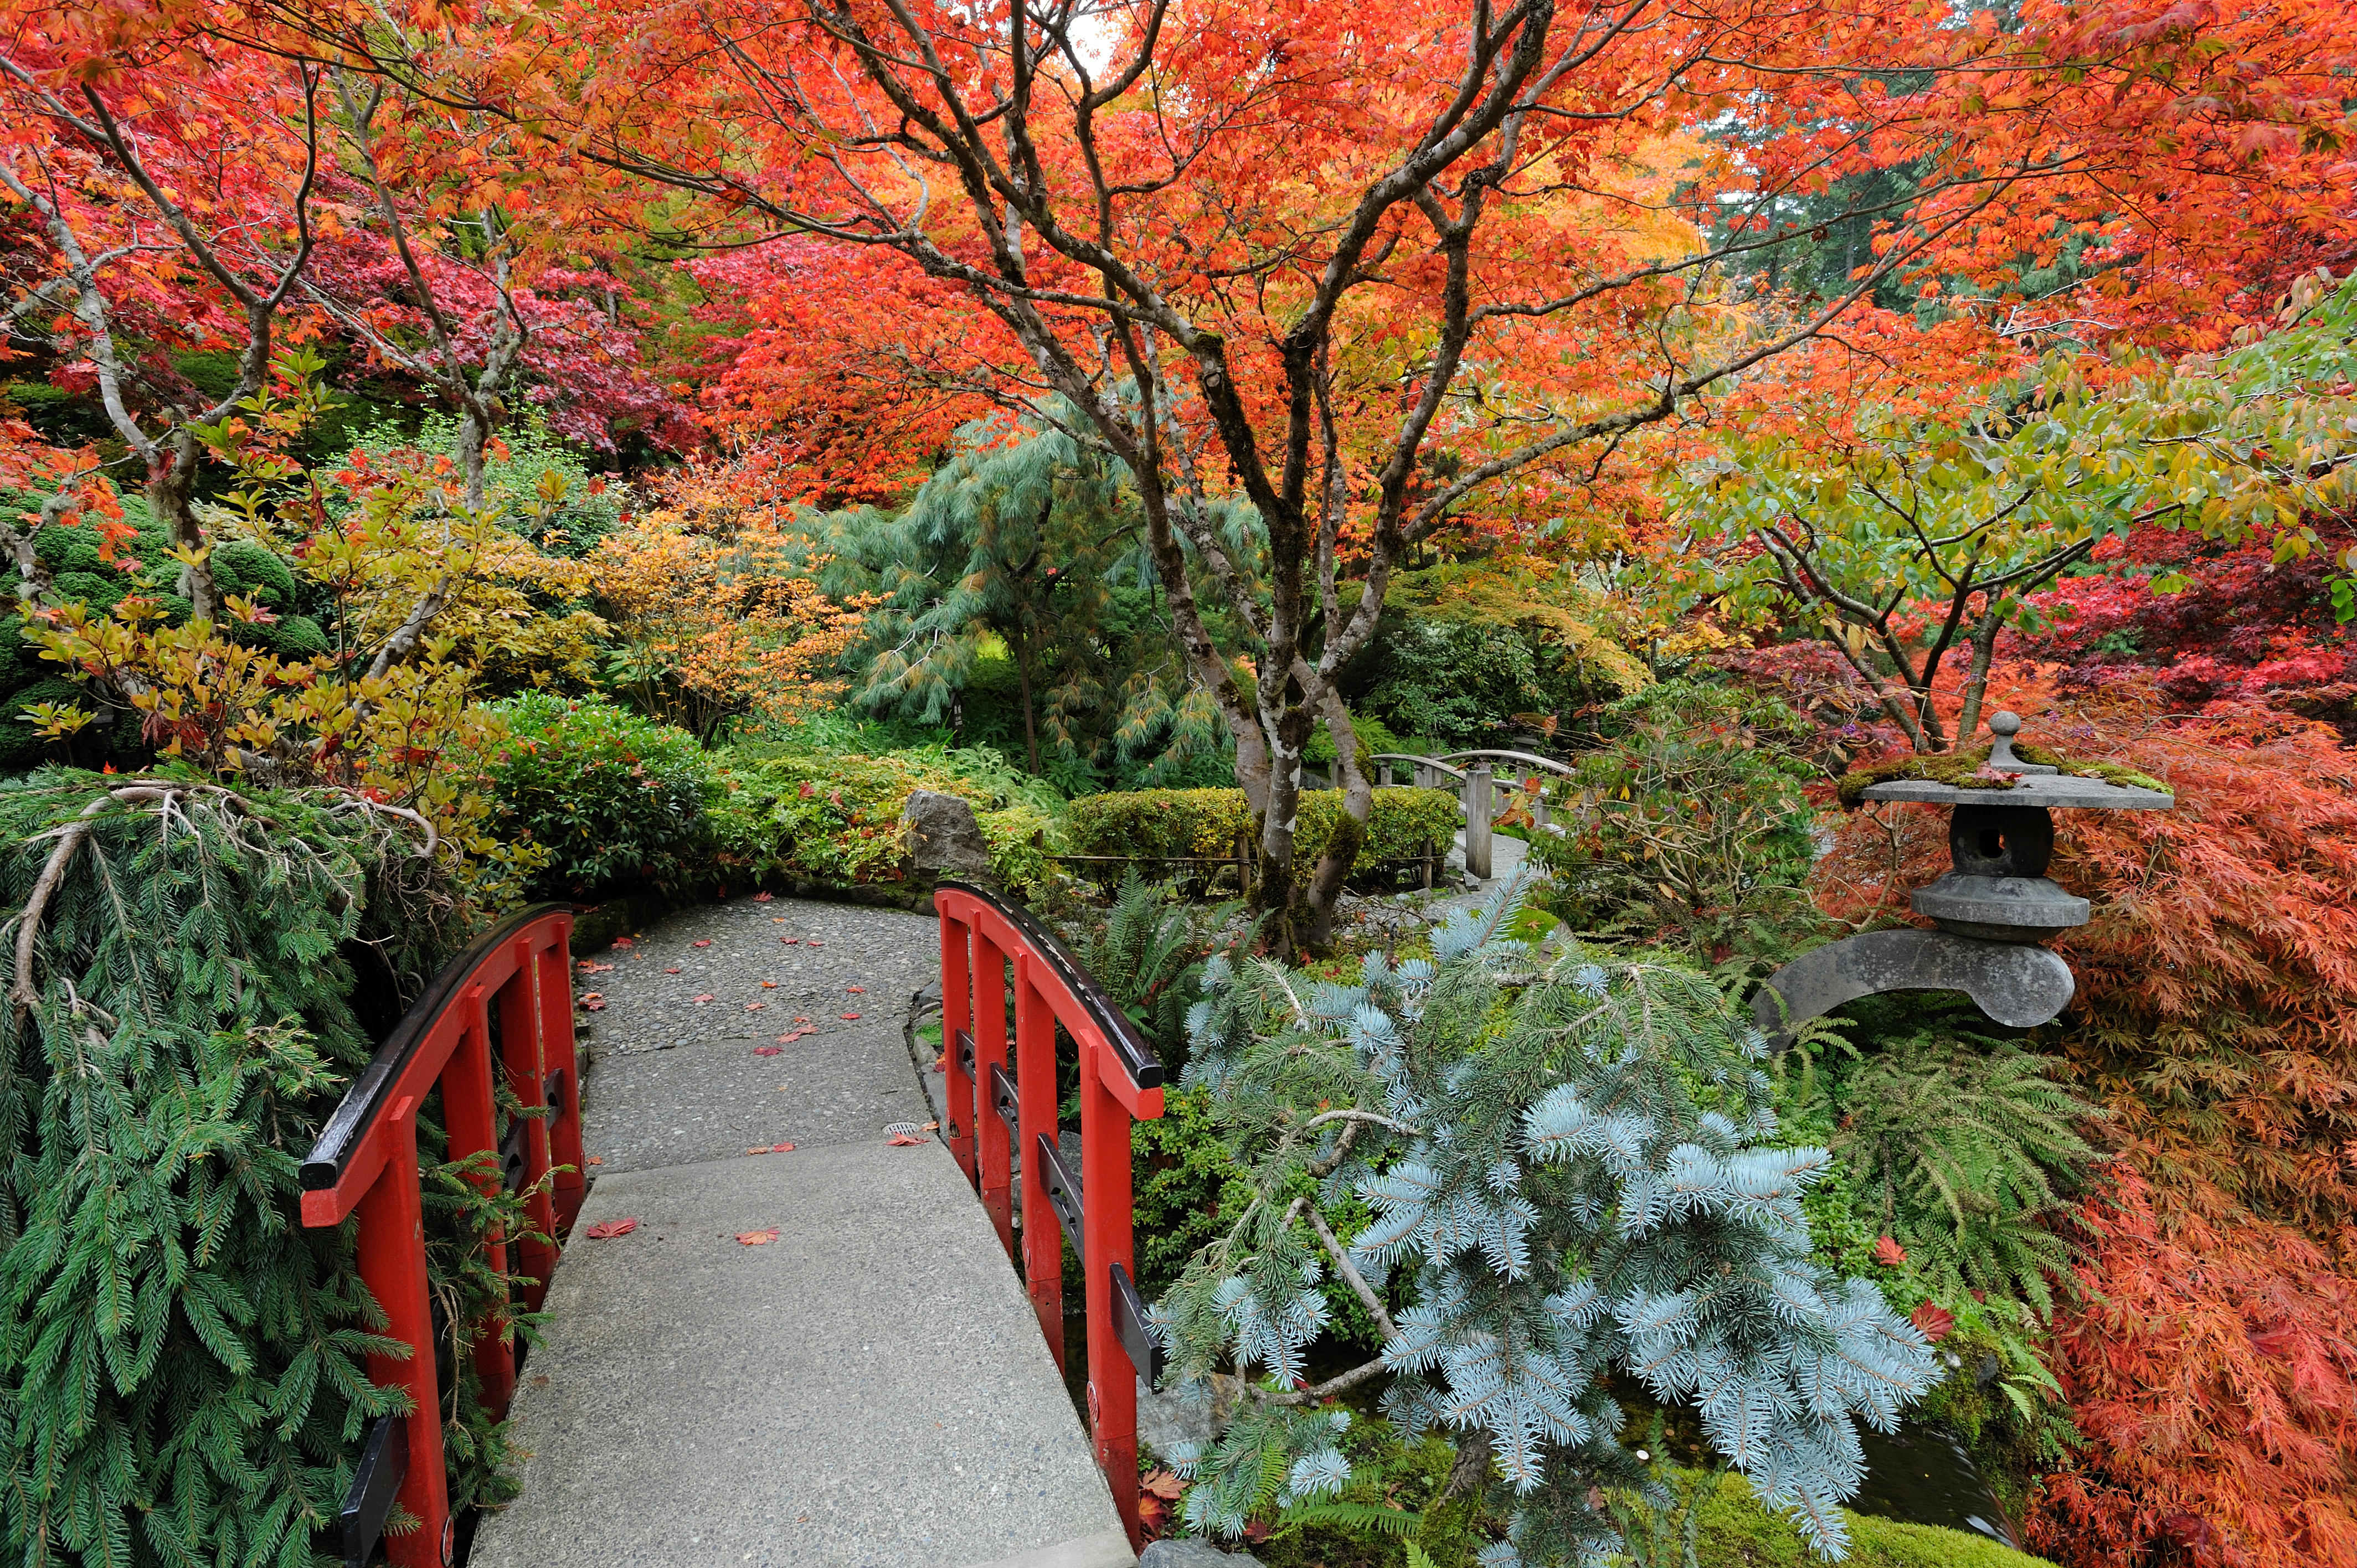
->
481, 693, 719, 898
1527, 690, 1820, 967
1066, 786, 1461, 871
710, 745, 1059, 896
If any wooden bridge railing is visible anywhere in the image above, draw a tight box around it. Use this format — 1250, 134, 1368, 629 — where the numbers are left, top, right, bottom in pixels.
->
934, 880, 1167, 1550
1371, 749, 1577, 878
299, 904, 585, 1568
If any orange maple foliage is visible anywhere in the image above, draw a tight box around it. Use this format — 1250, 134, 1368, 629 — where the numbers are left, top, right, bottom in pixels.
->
593, 463, 872, 734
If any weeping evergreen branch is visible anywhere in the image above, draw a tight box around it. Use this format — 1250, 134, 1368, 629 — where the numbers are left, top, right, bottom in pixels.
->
0, 770, 514, 1566
1157, 880, 1938, 1563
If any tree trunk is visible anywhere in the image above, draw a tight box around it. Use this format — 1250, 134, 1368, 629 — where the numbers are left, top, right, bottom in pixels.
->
149, 427, 220, 623
1011, 619, 1042, 776
1302, 689, 1373, 948
1954, 602, 2007, 746
457, 399, 493, 515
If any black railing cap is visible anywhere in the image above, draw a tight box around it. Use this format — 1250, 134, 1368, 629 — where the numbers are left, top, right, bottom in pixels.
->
301, 902, 573, 1193
937, 880, 1164, 1092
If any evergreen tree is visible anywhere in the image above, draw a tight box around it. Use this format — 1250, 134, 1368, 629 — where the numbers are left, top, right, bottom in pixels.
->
0, 773, 531, 1565
819, 410, 1242, 787
1155, 883, 1937, 1562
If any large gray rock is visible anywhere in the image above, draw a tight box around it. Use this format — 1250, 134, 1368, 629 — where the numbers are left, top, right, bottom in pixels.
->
901, 788, 997, 886
1139, 1541, 1263, 1568
1137, 1371, 1244, 1460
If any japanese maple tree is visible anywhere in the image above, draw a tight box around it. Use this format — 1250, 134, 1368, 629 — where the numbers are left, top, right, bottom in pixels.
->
261, 0, 2344, 945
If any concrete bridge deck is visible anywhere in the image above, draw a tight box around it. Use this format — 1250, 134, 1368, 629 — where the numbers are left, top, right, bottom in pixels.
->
471, 898, 1130, 1568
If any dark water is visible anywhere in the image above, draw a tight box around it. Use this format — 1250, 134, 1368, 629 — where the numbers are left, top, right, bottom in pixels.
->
1853, 1421, 2022, 1548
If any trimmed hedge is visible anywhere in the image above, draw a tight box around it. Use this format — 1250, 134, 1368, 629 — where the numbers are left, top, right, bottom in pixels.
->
1066, 785, 1461, 871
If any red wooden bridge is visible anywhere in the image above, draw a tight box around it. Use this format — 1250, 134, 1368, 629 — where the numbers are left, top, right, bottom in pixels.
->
304, 884, 1164, 1568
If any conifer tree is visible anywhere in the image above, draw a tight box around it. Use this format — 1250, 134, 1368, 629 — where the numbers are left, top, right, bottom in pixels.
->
1155, 884, 1937, 1562
820, 410, 1242, 783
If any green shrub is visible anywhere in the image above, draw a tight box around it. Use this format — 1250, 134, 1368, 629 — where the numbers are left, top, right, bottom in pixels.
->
710, 746, 1060, 897
1526, 693, 1820, 968
1065, 786, 1460, 871
481, 693, 719, 898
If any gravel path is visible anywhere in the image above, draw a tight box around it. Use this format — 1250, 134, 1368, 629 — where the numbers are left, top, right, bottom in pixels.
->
569, 895, 945, 1175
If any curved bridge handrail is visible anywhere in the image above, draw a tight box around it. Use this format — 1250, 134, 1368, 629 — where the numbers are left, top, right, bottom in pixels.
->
298, 900, 581, 1568
932, 880, 1166, 1550
936, 879, 1161, 1098
1437, 749, 1577, 780
1368, 751, 1469, 782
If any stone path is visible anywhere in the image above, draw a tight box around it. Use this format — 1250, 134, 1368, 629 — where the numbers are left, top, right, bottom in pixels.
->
471, 895, 1130, 1568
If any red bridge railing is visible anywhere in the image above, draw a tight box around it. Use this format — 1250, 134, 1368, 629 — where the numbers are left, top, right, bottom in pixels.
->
299, 904, 585, 1568
934, 880, 1167, 1549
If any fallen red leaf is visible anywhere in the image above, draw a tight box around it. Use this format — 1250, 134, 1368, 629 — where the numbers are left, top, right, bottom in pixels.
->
806, 940, 825, 947
692, 993, 716, 1004
772, 1142, 795, 1153
761, 979, 779, 988
693, 939, 713, 948
586, 1156, 605, 1165
737, 1227, 780, 1245
1142, 1469, 1185, 1501
886, 1132, 928, 1147
585, 1218, 637, 1239
840, 1012, 862, 1020
583, 998, 607, 1012
753, 892, 774, 902
781, 937, 800, 945
794, 1016, 809, 1023
610, 938, 634, 949
930, 1054, 946, 1072
755, 1045, 783, 1056
745, 1002, 766, 1012
1911, 1301, 1956, 1341
846, 986, 865, 993
665, 966, 683, 974
1874, 1235, 1908, 1268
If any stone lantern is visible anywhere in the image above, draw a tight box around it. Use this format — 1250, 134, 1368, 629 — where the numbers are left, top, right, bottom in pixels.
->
1754, 713, 2174, 1045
